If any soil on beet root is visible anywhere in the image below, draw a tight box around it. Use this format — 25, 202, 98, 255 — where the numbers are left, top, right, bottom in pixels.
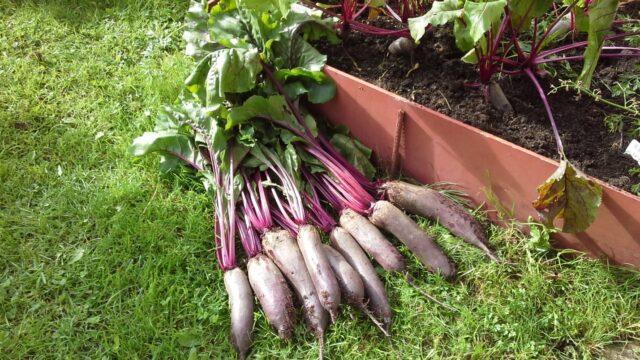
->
316, 27, 639, 194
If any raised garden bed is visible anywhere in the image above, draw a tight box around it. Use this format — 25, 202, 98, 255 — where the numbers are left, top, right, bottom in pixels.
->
312, 66, 640, 267
316, 26, 640, 194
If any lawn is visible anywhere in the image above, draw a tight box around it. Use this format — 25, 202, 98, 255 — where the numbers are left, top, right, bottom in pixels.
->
1, 0, 639, 358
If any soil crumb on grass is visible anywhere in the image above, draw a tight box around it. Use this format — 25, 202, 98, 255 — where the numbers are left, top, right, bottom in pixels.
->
317, 28, 640, 193
602, 341, 640, 359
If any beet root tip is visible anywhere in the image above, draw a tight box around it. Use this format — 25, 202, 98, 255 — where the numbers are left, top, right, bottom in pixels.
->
383, 181, 497, 262
223, 268, 254, 359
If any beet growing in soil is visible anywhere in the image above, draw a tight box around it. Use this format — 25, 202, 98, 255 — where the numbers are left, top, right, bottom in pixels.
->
317, 27, 640, 193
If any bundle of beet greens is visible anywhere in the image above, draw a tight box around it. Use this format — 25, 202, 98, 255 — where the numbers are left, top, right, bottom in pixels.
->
131, 1, 496, 358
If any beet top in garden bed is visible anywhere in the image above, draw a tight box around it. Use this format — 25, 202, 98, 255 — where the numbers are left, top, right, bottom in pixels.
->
316, 20, 640, 195
312, 65, 640, 267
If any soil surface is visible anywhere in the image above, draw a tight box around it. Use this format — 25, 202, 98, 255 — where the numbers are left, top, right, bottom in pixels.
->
317, 15, 640, 193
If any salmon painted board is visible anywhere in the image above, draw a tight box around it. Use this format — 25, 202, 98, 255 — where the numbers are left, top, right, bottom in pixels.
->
311, 66, 640, 267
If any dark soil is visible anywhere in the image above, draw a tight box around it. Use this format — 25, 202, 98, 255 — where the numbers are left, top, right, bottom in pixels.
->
317, 21, 640, 193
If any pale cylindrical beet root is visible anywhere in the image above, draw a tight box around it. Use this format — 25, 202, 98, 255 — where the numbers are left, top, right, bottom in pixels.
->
323, 244, 390, 337
330, 227, 392, 329
223, 268, 254, 360
370, 200, 456, 279
247, 253, 296, 340
297, 225, 341, 323
548, 15, 571, 40
339, 209, 406, 272
489, 81, 514, 114
322, 244, 365, 306
383, 180, 497, 261
388, 37, 415, 56
263, 229, 328, 339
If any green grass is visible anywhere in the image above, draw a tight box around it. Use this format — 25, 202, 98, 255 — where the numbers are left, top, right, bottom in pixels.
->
1, 0, 639, 358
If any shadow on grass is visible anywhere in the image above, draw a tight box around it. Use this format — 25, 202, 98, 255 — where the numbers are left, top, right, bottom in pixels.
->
3, 0, 186, 26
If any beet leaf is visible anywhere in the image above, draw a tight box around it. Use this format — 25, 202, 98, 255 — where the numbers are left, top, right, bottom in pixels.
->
578, 0, 620, 88
533, 160, 603, 233
329, 133, 377, 180
408, 0, 463, 42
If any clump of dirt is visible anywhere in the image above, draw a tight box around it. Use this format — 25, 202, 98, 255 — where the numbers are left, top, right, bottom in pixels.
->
601, 341, 640, 359
317, 25, 639, 193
